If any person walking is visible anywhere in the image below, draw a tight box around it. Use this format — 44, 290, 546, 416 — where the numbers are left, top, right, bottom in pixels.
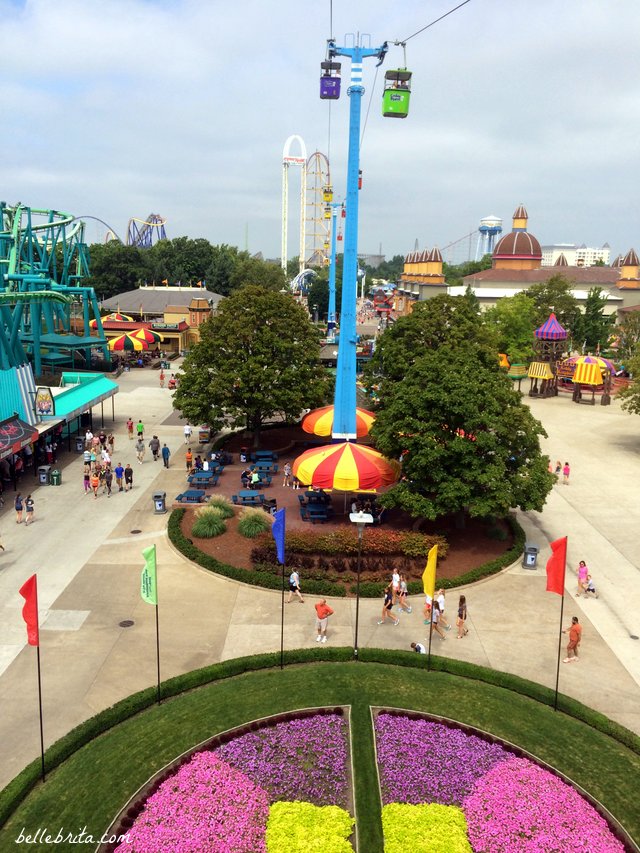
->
183, 422, 192, 444
397, 574, 412, 613
563, 616, 582, 663
149, 435, 161, 461
90, 470, 100, 499
282, 462, 292, 487
161, 444, 171, 468
107, 433, 115, 455
24, 494, 35, 525
127, 418, 134, 440
135, 438, 146, 465
185, 448, 193, 471
136, 420, 145, 440
315, 599, 334, 643
423, 593, 432, 625
287, 569, 304, 603
83, 465, 91, 495
124, 463, 134, 492
159, 370, 165, 388
378, 583, 400, 626
575, 560, 589, 596
14, 493, 24, 524
391, 569, 401, 606
410, 642, 426, 654
104, 467, 113, 498
583, 575, 599, 599
456, 595, 468, 639
436, 589, 451, 631
431, 601, 446, 640
554, 459, 562, 476
84, 428, 93, 450
114, 462, 125, 492
562, 461, 570, 485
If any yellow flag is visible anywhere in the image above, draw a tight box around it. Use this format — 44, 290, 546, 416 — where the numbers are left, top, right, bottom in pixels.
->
422, 544, 438, 597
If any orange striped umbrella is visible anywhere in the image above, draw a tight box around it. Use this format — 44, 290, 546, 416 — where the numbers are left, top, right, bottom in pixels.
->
302, 405, 376, 438
292, 442, 398, 491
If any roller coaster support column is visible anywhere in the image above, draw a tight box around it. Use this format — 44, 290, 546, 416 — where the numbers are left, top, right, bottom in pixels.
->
329, 39, 387, 441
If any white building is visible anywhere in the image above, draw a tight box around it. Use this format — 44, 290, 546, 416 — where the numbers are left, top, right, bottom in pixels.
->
541, 243, 610, 267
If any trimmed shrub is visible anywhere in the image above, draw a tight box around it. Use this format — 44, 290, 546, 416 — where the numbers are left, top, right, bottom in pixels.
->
192, 507, 227, 538
206, 495, 235, 519
238, 508, 272, 538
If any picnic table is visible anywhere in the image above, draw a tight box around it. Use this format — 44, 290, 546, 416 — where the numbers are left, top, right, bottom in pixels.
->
188, 471, 219, 487
302, 503, 333, 524
175, 489, 207, 504
305, 490, 332, 505
252, 450, 278, 462
233, 490, 266, 507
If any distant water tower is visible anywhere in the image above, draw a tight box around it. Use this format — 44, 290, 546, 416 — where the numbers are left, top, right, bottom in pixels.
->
475, 215, 503, 260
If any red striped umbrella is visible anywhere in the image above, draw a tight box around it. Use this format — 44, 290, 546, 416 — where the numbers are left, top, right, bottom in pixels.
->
292, 442, 398, 492
131, 327, 164, 344
89, 312, 134, 328
301, 406, 376, 438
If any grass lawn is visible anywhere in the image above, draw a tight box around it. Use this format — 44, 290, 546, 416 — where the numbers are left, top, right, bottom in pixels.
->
1, 661, 639, 851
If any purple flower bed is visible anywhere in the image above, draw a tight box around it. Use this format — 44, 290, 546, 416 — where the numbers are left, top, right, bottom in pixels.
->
375, 714, 508, 805
463, 757, 625, 853
115, 752, 269, 853
214, 713, 349, 807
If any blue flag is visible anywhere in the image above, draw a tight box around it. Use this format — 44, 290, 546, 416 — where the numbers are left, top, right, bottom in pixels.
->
272, 508, 286, 564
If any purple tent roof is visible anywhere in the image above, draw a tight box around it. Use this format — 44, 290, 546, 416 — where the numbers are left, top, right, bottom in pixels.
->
535, 313, 567, 340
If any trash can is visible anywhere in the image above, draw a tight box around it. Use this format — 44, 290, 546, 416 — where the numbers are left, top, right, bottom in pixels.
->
38, 465, 51, 485
50, 469, 62, 487
75, 437, 84, 453
153, 490, 167, 514
239, 446, 248, 463
522, 542, 539, 569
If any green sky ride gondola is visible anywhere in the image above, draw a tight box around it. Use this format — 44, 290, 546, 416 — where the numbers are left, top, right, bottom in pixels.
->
382, 69, 412, 118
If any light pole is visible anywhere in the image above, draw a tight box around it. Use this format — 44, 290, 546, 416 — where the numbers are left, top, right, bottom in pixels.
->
350, 509, 374, 659
313, 304, 319, 324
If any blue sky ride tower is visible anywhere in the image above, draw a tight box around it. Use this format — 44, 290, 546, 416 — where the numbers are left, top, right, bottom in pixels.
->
328, 38, 387, 441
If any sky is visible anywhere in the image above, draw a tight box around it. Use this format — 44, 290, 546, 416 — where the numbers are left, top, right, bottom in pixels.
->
3, 0, 640, 265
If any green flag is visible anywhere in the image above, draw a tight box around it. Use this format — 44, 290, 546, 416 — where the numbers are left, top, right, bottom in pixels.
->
141, 545, 158, 605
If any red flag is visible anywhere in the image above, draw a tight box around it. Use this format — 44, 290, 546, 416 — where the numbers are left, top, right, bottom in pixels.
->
545, 537, 567, 595
19, 574, 40, 646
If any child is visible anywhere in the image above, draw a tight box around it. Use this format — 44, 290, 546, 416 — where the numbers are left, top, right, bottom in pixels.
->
583, 575, 599, 599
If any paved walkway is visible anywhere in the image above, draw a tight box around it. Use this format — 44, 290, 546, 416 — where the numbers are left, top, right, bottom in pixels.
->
1, 370, 639, 790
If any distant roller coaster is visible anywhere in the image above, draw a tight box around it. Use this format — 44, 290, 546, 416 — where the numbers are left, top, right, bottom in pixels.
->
126, 213, 167, 248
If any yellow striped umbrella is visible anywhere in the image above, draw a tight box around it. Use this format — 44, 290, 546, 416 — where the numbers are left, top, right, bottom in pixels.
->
131, 327, 164, 344
301, 406, 376, 438
292, 442, 398, 492
89, 312, 134, 328
107, 333, 149, 352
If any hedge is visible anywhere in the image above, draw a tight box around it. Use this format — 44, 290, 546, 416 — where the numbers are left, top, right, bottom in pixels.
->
2, 648, 638, 830
170, 509, 525, 600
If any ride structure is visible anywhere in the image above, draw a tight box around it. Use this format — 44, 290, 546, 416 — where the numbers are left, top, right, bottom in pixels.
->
527, 313, 567, 398
0, 202, 106, 376
305, 151, 333, 267
281, 135, 307, 274
475, 215, 503, 260
126, 214, 167, 248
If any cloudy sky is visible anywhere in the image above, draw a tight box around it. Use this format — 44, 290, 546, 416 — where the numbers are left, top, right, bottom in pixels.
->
3, 0, 640, 265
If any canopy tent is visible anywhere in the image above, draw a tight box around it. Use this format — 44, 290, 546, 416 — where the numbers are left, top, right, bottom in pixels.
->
292, 442, 398, 492
573, 362, 604, 386
564, 354, 615, 373
527, 362, 554, 380
535, 313, 567, 340
0, 415, 39, 462
302, 405, 376, 438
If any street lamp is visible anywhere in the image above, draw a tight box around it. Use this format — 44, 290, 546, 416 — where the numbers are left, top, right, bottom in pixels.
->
313, 303, 319, 324
349, 509, 374, 659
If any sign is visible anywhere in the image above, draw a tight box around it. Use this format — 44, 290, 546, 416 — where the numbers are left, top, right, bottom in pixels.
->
34, 387, 55, 417
151, 323, 180, 330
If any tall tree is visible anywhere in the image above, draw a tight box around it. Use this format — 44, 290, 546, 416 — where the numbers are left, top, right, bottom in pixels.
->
614, 311, 640, 361
371, 341, 554, 521
483, 292, 538, 363
573, 288, 614, 352
173, 286, 331, 446
526, 275, 581, 339
85, 242, 149, 299
618, 351, 640, 415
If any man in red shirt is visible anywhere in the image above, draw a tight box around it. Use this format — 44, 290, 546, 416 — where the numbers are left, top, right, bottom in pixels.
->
563, 616, 582, 663
315, 599, 334, 644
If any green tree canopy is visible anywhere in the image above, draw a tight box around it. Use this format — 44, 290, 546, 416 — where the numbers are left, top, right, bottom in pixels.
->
85, 242, 149, 299
172, 286, 331, 445
526, 275, 581, 338
619, 351, 640, 415
483, 292, 538, 364
573, 288, 615, 352
371, 341, 554, 520
365, 294, 496, 387
614, 311, 640, 361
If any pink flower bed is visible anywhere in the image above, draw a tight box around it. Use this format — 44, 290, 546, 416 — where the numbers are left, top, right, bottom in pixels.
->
115, 752, 269, 853
463, 757, 625, 853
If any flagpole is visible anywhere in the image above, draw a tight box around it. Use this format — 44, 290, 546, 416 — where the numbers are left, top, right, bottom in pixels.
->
553, 592, 565, 712
35, 644, 46, 782
427, 600, 434, 672
154, 600, 161, 705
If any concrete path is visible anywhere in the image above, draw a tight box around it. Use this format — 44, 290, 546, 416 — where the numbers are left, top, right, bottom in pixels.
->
1, 369, 639, 791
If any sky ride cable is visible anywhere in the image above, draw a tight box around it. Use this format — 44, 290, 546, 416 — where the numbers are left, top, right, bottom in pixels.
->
398, 0, 473, 44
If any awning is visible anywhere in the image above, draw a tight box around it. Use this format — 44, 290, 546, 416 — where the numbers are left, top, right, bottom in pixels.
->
0, 416, 39, 462
528, 362, 554, 380
574, 362, 603, 386
43, 373, 119, 424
